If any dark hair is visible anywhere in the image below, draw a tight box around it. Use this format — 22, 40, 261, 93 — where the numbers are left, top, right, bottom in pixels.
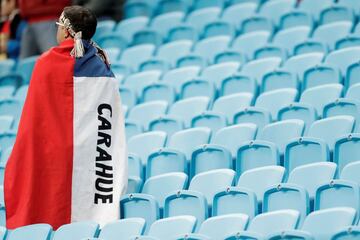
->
63, 6, 97, 40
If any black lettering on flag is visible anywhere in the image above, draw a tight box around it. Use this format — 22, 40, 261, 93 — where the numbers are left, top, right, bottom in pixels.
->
96, 146, 112, 161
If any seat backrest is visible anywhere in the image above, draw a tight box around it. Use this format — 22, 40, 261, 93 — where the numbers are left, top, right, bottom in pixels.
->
124, 70, 162, 95
52, 222, 99, 240
241, 57, 282, 84
325, 47, 360, 74
221, 3, 257, 27
156, 40, 193, 67
341, 161, 360, 185
346, 83, 360, 102
193, 36, 232, 63
128, 101, 168, 130
313, 21, 353, 50
303, 64, 342, 90
232, 31, 271, 59
273, 26, 311, 53
200, 62, 240, 88
162, 66, 201, 93
115, 17, 149, 42
282, 52, 324, 79
99, 218, 146, 240
345, 62, 360, 89
259, 0, 297, 25
148, 216, 196, 240
186, 7, 222, 32
119, 44, 155, 71
8, 224, 52, 240
212, 93, 254, 121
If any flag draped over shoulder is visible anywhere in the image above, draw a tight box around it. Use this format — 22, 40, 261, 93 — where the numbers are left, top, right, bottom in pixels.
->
4, 39, 127, 229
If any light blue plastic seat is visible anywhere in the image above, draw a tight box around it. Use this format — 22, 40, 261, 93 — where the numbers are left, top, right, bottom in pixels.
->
220, 74, 257, 97
313, 21, 353, 50
112, 63, 131, 83
214, 51, 247, 64
212, 186, 257, 219
7, 224, 52, 240
142, 172, 188, 210
142, 83, 176, 104
261, 70, 298, 92
97, 33, 127, 50
150, 12, 185, 37
98, 218, 146, 240
198, 214, 249, 240
336, 36, 360, 50
278, 103, 317, 133
146, 149, 187, 178
115, 17, 149, 42
331, 226, 360, 240
342, 159, 360, 186
200, 62, 241, 89
259, 0, 297, 26
267, 230, 314, 240
0, 116, 14, 132
127, 176, 143, 194
287, 162, 337, 201
125, 121, 143, 140
127, 101, 168, 130
241, 57, 282, 85
202, 21, 235, 39
14, 84, 28, 103
167, 25, 199, 43
128, 131, 167, 166
0, 59, 15, 75
192, 0, 224, 10
0, 146, 12, 165
149, 117, 184, 137
247, 209, 300, 236
191, 112, 227, 132
308, 116, 355, 152
167, 97, 210, 128
221, 2, 257, 28
298, 0, 334, 21
16, 55, 38, 84
119, 86, 137, 108
241, 15, 274, 34
319, 5, 355, 25
300, 84, 343, 117
130, 236, 159, 240
284, 137, 329, 174
0, 132, 16, 150
345, 62, 360, 90
124, 1, 153, 19
52, 222, 99, 240
162, 66, 201, 94
104, 48, 121, 63
132, 29, 163, 47
124, 70, 162, 96
181, 79, 216, 102
139, 58, 170, 73
282, 52, 324, 80
237, 166, 285, 204
233, 107, 271, 132
193, 36, 232, 63
293, 40, 328, 56
224, 231, 265, 240
303, 64, 342, 90
148, 216, 197, 240
346, 83, 360, 102
189, 169, 235, 209
119, 44, 155, 71
93, 20, 115, 42
156, 40, 193, 67
175, 233, 211, 240
120, 194, 159, 233
272, 26, 311, 54
232, 31, 271, 59
155, 0, 189, 15
163, 190, 208, 230
325, 47, 360, 75
335, 134, 360, 175
263, 183, 309, 224
301, 207, 357, 239
0, 226, 6, 240
337, 0, 360, 12
0, 86, 15, 100
185, 7, 222, 32
279, 10, 314, 29
177, 55, 207, 69
128, 153, 143, 180
254, 45, 287, 61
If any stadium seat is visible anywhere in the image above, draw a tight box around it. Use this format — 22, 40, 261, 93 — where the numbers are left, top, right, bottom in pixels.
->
325, 47, 360, 75
119, 86, 137, 108
193, 36, 232, 63
98, 218, 146, 240
261, 70, 298, 92
93, 20, 115, 42
128, 131, 167, 166
293, 40, 328, 55
97, 33, 127, 50
139, 59, 170, 73
233, 107, 272, 131
214, 50, 247, 64
0, 132, 16, 151
346, 83, 360, 102
162, 65, 201, 94
156, 40, 193, 67
115, 17, 149, 43
128, 154, 143, 180
142, 83, 176, 104
221, 2, 257, 28
278, 103, 317, 133
7, 224, 52, 240
247, 209, 300, 236
0, 226, 5, 240
14, 84, 28, 103
175, 233, 211, 240
282, 52, 324, 80
263, 183, 309, 224
313, 21, 353, 50
191, 112, 227, 132
124, 1, 153, 19
202, 21, 235, 39
303, 64, 342, 90
0, 116, 14, 132
125, 121, 143, 141
197, 214, 249, 240
133, 29, 163, 47
319, 5, 355, 25
279, 10, 314, 29
190, 144, 232, 177
0, 59, 15, 75
284, 137, 330, 173
254, 45, 288, 61
193, 0, 224, 10
120, 194, 159, 233
181, 79, 216, 102
331, 226, 360, 240
185, 7, 222, 32
224, 231, 265, 240
0, 146, 12, 165
272, 26, 311, 54
147, 148, 187, 178
335, 133, 360, 175
336, 36, 360, 50
301, 207, 357, 239
164, 190, 208, 230
142, 172, 188, 210
241, 15, 274, 34
200, 62, 241, 88
298, 0, 334, 21
236, 140, 279, 177
112, 63, 131, 83
127, 101, 168, 130
167, 25, 199, 43
287, 162, 337, 201
119, 44, 155, 71
267, 230, 314, 240
237, 166, 285, 204
259, 0, 297, 26
16, 56, 38, 84
123, 70, 162, 96
220, 74, 257, 97
149, 117, 184, 137
241, 57, 282, 85
212, 186, 258, 219
300, 84, 343, 117
232, 31, 271, 59
150, 12, 185, 37
337, 0, 360, 12
177, 55, 207, 69
341, 161, 360, 185
345, 62, 360, 89
52, 222, 99, 240
167, 97, 210, 128
189, 169, 235, 209
127, 176, 143, 194
0, 86, 15, 100
308, 116, 355, 152
155, 0, 189, 15
257, 119, 305, 156
147, 216, 196, 240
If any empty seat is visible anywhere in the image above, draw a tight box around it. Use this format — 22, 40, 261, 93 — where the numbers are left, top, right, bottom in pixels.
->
282, 52, 324, 80
313, 21, 353, 50
224, 231, 265, 240
192, 0, 224, 10
155, 0, 189, 15
237, 166, 285, 204
149, 117, 184, 137
125, 121, 143, 140
293, 40, 328, 55
150, 12, 185, 37
0, 116, 14, 132
303, 64, 342, 90
346, 83, 360, 102
156, 40, 193, 67
261, 70, 298, 93
127, 101, 168, 130
272, 26, 311, 54
299, 0, 334, 20
200, 62, 241, 88
181, 79, 216, 102
16, 56, 37, 84
301, 207, 357, 239
7, 224, 52, 240
232, 31, 271, 59
0, 132, 16, 150
241, 57, 282, 84
220, 74, 257, 97
128, 131, 167, 165
345, 62, 360, 89
119, 87, 137, 108
139, 59, 170, 73
335, 134, 360, 176
123, 1, 152, 19
115, 17, 149, 43
177, 54, 207, 69
233, 107, 271, 131
259, 0, 297, 26
0, 59, 15, 75
193, 36, 232, 63
254, 45, 287, 61
52, 222, 99, 240
98, 218, 146, 240
278, 103, 317, 133
331, 226, 360, 240
267, 230, 314, 240
191, 112, 227, 132
287, 162, 337, 200
142, 83, 176, 104
0, 99, 22, 121
162, 66, 201, 94
167, 25, 199, 42
325, 47, 360, 74
214, 50, 246, 64
97, 34, 127, 51
119, 44, 155, 71
202, 21, 235, 39
147, 216, 196, 240
127, 176, 143, 194
279, 10, 314, 29
123, 70, 162, 96
221, 2, 257, 28
319, 5, 354, 25
185, 7, 222, 32
341, 161, 360, 185
336, 36, 360, 50
146, 149, 187, 178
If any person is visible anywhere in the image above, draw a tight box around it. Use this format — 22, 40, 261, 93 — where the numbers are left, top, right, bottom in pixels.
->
4, 6, 127, 229
18, 0, 70, 58
0, 0, 26, 59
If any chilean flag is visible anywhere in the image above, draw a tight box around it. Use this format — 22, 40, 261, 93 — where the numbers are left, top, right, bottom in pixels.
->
4, 39, 128, 229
